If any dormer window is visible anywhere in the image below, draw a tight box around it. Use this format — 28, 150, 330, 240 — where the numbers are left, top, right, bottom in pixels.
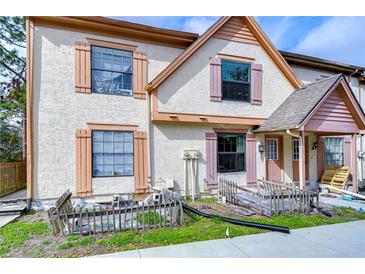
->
221, 60, 251, 102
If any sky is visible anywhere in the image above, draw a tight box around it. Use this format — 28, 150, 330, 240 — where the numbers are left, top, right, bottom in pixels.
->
112, 16, 365, 67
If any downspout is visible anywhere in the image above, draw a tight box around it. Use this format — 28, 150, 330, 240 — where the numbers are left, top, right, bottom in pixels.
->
349, 69, 363, 183
146, 91, 153, 190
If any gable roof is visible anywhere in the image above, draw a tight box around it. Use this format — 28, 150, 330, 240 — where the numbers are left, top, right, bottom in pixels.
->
255, 74, 365, 133
145, 16, 302, 92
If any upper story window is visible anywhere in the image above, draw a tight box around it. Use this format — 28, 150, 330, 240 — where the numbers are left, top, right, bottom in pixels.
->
221, 60, 251, 102
217, 133, 245, 173
91, 46, 133, 96
92, 130, 134, 177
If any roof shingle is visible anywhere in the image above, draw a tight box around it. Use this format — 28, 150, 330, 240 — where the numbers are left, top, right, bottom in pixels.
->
255, 74, 342, 133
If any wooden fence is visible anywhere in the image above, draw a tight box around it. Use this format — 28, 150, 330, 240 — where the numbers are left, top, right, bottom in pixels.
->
47, 190, 183, 236
218, 177, 319, 217
0, 162, 26, 197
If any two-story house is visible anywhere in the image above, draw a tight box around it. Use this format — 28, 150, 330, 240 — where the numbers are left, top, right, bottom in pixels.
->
25, 16, 365, 203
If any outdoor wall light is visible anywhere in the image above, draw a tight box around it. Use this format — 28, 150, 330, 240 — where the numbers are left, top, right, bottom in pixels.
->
258, 143, 265, 153
312, 142, 318, 150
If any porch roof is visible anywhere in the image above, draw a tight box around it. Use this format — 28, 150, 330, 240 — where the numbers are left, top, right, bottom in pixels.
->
255, 74, 365, 134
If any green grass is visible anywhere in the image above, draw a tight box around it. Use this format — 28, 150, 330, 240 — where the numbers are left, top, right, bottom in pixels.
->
42, 239, 51, 245
136, 212, 164, 225
58, 235, 95, 250
0, 221, 49, 256
95, 205, 365, 252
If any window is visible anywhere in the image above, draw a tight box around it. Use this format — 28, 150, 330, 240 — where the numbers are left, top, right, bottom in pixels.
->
266, 138, 278, 160
293, 138, 300, 160
92, 130, 133, 177
325, 137, 344, 166
221, 60, 250, 102
91, 46, 132, 95
217, 133, 245, 173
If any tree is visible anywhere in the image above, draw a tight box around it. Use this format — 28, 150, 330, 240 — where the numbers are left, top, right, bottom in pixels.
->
0, 16, 26, 163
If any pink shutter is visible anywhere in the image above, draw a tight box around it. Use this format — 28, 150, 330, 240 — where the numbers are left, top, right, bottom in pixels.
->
246, 131, 257, 185
206, 132, 218, 188
210, 57, 222, 102
344, 137, 351, 167
251, 63, 263, 105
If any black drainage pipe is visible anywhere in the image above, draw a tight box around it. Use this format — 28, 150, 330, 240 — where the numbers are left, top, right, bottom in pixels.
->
182, 203, 290, 234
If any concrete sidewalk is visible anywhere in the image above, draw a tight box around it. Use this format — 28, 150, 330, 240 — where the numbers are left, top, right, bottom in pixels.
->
91, 220, 365, 258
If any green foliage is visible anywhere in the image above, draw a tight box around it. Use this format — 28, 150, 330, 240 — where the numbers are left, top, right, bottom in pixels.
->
0, 221, 50, 256
0, 16, 26, 81
0, 16, 26, 163
42, 239, 51, 245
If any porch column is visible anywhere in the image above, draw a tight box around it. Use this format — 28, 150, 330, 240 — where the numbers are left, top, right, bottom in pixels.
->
299, 130, 306, 189
352, 134, 358, 192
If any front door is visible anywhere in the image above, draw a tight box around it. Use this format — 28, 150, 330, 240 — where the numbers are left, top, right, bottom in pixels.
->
292, 136, 309, 181
265, 135, 284, 182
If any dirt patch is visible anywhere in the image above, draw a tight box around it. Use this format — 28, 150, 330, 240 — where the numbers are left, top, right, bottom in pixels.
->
188, 200, 260, 218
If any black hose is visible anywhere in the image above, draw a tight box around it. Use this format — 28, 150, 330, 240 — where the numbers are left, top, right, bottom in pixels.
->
182, 203, 290, 234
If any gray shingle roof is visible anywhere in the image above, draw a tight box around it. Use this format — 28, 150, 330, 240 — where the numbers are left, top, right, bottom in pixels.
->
255, 74, 342, 133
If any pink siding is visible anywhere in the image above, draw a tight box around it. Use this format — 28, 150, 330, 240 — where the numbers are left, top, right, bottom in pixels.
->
251, 63, 263, 105
344, 136, 351, 167
206, 132, 218, 187
305, 90, 359, 132
210, 57, 222, 101
246, 131, 257, 185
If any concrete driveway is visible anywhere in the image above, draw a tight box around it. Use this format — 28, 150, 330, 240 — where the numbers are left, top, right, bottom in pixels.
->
91, 220, 365, 258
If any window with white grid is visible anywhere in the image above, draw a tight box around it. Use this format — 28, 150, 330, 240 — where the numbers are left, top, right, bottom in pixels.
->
266, 138, 278, 160
293, 138, 300, 160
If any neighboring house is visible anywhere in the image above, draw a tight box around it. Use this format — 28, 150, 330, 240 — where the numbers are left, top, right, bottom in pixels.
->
25, 16, 365, 202
280, 51, 365, 187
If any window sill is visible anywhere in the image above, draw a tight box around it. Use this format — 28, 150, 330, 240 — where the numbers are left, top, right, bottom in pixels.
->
218, 171, 246, 175
93, 175, 134, 178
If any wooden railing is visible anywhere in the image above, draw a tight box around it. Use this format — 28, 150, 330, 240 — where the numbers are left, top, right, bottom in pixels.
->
47, 190, 184, 236
218, 177, 319, 217
0, 162, 26, 197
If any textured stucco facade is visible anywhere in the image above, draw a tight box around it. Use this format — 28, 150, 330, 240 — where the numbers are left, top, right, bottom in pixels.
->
157, 38, 296, 118
31, 19, 364, 200
32, 25, 183, 199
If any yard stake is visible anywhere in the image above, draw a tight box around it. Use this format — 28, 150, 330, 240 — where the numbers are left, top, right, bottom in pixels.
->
124, 203, 127, 231
136, 202, 139, 230
86, 208, 91, 234
153, 202, 157, 229
112, 205, 116, 232
118, 203, 122, 231
147, 202, 151, 229
79, 206, 83, 235
142, 202, 145, 230
100, 206, 103, 233
93, 205, 96, 234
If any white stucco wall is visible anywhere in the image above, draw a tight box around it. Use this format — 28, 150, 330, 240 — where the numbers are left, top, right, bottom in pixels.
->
157, 38, 296, 118
151, 124, 255, 196
33, 25, 183, 199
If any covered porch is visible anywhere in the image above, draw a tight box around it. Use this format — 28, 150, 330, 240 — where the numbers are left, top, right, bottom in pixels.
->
255, 74, 365, 192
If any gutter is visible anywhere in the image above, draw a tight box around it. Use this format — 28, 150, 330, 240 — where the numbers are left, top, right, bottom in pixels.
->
146, 91, 153, 190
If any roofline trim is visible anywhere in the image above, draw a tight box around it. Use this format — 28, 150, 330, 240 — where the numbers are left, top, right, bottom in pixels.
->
30, 16, 199, 49
280, 50, 365, 74
146, 16, 302, 92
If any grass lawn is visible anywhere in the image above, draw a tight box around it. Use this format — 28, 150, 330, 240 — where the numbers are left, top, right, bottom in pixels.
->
1, 199, 365, 257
